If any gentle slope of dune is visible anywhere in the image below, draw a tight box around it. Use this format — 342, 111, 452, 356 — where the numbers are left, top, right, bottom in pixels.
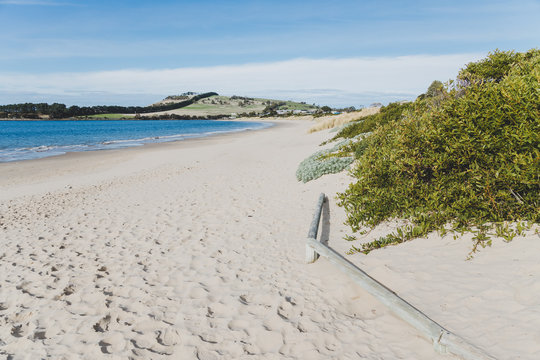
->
308, 107, 380, 133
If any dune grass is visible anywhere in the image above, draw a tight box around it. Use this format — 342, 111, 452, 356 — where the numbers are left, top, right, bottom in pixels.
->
308, 107, 380, 133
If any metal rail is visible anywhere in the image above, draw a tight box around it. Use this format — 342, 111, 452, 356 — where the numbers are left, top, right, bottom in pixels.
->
305, 193, 496, 360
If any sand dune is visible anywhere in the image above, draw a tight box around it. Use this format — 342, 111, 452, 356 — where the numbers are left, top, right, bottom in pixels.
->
0, 120, 537, 359
307, 107, 381, 133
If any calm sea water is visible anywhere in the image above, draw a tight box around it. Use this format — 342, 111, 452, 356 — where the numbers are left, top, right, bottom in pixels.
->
0, 120, 272, 162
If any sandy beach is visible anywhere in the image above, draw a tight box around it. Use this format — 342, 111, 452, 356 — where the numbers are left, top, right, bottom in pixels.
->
1, 119, 538, 359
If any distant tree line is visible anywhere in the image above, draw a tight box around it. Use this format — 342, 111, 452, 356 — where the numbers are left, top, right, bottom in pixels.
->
230, 95, 254, 101
262, 101, 286, 115
0, 92, 218, 119
164, 91, 198, 100
137, 113, 229, 120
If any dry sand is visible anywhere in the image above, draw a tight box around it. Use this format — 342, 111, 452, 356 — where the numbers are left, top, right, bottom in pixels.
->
0, 119, 537, 359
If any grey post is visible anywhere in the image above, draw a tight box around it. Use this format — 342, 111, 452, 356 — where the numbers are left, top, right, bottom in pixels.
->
305, 193, 326, 263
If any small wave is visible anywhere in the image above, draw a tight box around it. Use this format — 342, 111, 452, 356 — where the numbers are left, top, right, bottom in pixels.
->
0, 121, 274, 163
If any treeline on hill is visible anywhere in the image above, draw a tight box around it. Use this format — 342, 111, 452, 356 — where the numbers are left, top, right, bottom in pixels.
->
0, 92, 218, 119
326, 49, 539, 254
137, 113, 228, 120
262, 101, 287, 114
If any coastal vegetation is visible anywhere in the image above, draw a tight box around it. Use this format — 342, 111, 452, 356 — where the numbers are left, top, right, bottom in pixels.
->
0, 93, 321, 120
85, 114, 136, 120
307, 106, 381, 133
329, 101, 411, 141
0, 92, 218, 119
296, 140, 355, 183
310, 49, 540, 254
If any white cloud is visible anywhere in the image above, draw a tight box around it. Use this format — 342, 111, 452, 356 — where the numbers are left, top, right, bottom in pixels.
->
0, 54, 485, 107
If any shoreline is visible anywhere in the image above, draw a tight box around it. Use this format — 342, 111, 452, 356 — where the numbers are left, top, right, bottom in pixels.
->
0, 117, 229, 121
0, 120, 285, 201
0, 119, 276, 164
0, 115, 308, 121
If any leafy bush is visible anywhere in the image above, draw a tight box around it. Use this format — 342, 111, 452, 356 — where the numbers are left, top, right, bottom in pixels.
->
457, 49, 522, 84
338, 49, 540, 254
296, 141, 354, 183
331, 102, 412, 140
425, 80, 444, 98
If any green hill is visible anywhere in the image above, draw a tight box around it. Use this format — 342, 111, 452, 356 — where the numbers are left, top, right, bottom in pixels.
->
145, 94, 319, 117
1, 92, 319, 120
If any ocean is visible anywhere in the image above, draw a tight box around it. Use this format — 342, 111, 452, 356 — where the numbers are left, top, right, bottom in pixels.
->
0, 119, 272, 162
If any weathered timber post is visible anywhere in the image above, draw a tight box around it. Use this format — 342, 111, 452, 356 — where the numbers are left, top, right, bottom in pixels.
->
305, 193, 326, 263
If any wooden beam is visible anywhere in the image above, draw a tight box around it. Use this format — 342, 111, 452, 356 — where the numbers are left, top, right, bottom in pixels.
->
306, 237, 497, 360
305, 193, 326, 263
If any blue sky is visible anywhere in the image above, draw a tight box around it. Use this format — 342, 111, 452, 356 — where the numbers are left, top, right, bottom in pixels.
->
1, 0, 539, 106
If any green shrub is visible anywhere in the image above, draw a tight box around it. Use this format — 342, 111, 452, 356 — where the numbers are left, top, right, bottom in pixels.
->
425, 80, 444, 98
331, 101, 412, 141
296, 141, 354, 183
338, 49, 540, 254
458, 49, 522, 84
329, 133, 372, 159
